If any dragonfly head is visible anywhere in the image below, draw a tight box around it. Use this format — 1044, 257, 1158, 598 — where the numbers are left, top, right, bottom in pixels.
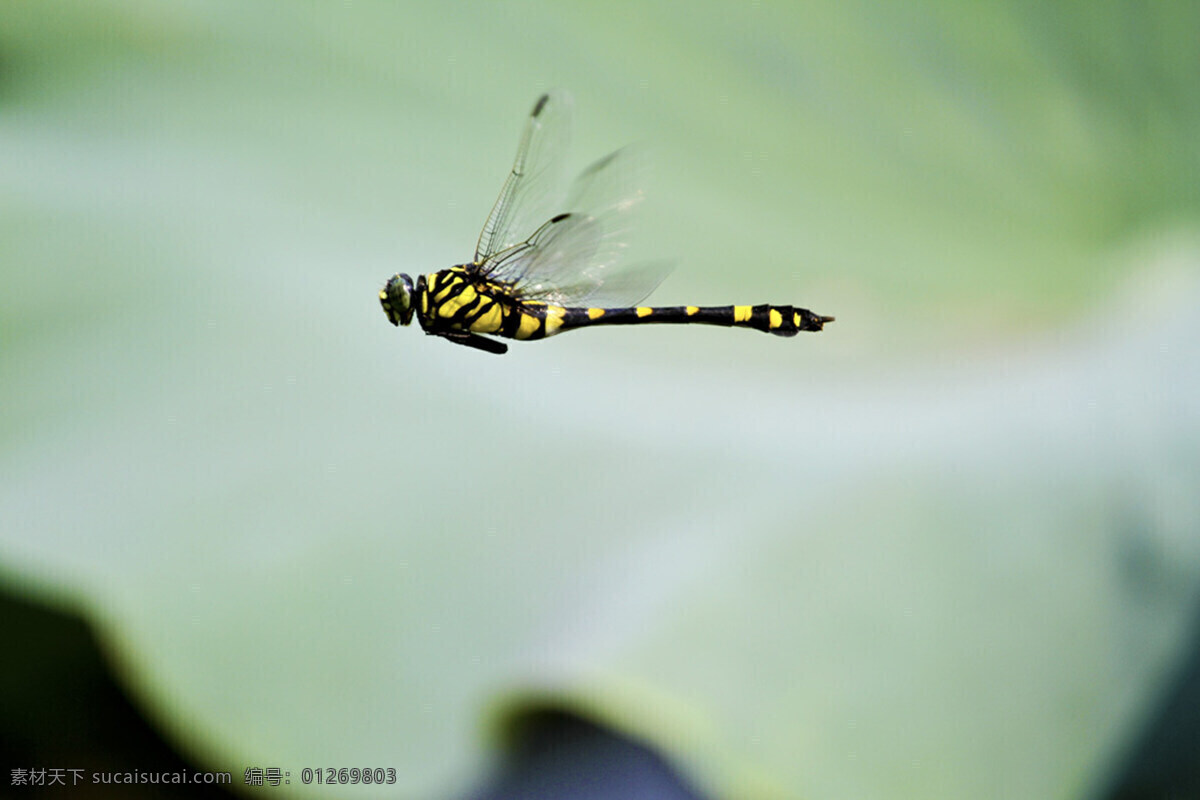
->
380, 273, 416, 326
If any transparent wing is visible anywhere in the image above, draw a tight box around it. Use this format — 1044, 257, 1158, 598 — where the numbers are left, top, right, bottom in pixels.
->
475, 145, 673, 308
474, 90, 572, 264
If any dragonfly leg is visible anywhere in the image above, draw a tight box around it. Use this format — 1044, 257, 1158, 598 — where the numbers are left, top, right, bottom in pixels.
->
436, 330, 509, 355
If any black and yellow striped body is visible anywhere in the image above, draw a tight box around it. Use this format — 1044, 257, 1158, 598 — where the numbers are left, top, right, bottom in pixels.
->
413, 265, 831, 353
381, 92, 833, 356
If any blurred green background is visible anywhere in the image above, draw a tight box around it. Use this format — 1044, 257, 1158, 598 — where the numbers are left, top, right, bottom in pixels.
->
2, 2, 1199, 798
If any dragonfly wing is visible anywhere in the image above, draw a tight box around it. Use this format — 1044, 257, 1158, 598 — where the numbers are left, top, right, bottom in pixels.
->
566, 260, 674, 308
474, 90, 572, 264
477, 145, 669, 307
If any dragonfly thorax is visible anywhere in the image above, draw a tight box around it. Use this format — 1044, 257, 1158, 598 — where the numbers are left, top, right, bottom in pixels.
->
380, 273, 416, 326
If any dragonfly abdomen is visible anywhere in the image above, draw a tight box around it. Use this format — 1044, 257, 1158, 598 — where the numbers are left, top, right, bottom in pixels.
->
501, 302, 833, 340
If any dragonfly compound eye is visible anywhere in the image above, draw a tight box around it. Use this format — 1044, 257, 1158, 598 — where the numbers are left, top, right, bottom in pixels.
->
380, 273, 416, 326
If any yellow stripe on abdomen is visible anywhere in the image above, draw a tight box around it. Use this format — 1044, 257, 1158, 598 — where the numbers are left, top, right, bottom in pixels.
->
733, 305, 752, 323
544, 306, 566, 334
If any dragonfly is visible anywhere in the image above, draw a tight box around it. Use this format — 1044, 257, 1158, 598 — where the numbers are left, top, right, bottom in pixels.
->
380, 91, 833, 355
